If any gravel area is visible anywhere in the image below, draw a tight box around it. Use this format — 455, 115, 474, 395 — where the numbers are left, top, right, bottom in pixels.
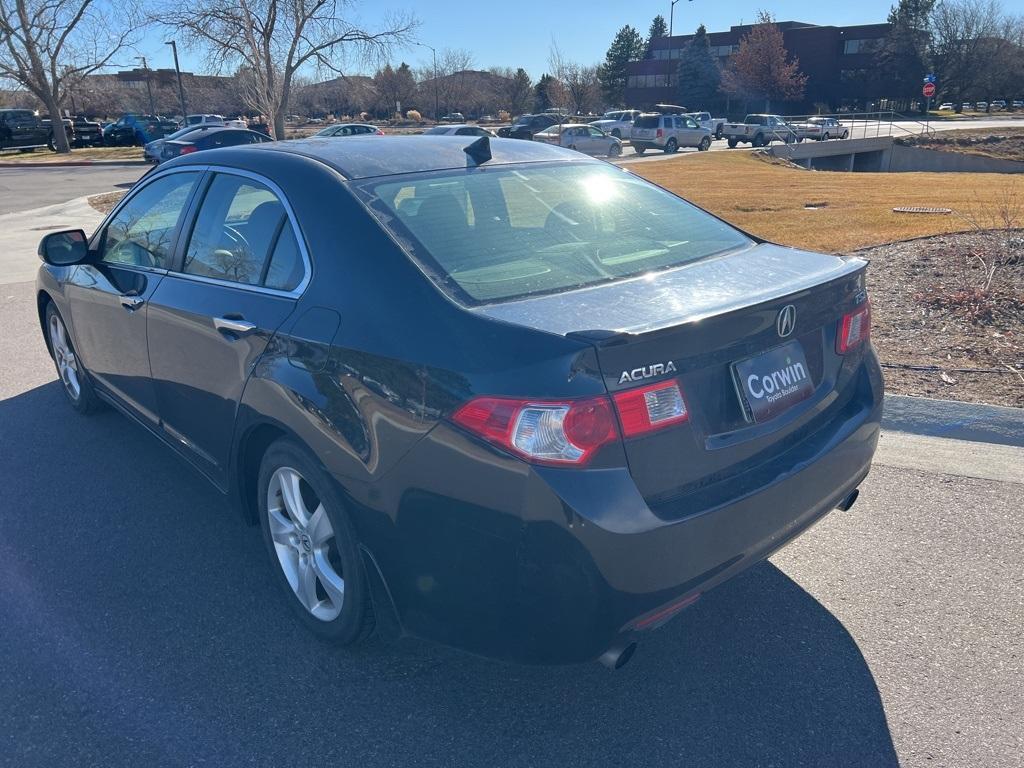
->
856, 230, 1024, 407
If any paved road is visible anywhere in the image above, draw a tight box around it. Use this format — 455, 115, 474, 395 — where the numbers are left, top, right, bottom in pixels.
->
616, 116, 1024, 165
0, 165, 144, 214
0, 279, 1021, 767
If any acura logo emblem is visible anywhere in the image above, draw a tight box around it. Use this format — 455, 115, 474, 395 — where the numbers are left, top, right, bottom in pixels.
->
776, 305, 797, 337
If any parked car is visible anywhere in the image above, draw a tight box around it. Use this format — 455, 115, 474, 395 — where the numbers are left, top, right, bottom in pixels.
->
441, 112, 466, 122
70, 115, 104, 147
104, 114, 177, 146
1012, 100, 1023, 109
0, 108, 52, 151
588, 109, 643, 139
185, 114, 225, 127
40, 116, 75, 147
722, 115, 799, 147
961, 102, 973, 111
145, 124, 226, 163
789, 116, 849, 141
532, 123, 622, 157
423, 124, 496, 137
160, 127, 273, 162
687, 111, 727, 139
314, 123, 383, 137
496, 113, 561, 140
976, 101, 988, 111
630, 113, 712, 154
36, 135, 882, 667
938, 103, 954, 111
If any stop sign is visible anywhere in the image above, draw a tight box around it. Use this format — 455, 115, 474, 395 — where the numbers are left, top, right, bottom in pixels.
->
923, 82, 936, 98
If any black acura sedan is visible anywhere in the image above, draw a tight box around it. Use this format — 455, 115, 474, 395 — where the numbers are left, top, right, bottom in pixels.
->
36, 136, 882, 667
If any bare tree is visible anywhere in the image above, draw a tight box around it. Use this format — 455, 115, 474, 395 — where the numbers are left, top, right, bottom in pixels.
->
160, 0, 415, 139
0, 0, 143, 152
929, 0, 1003, 105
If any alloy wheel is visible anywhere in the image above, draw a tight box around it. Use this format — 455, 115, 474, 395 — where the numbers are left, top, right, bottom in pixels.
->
49, 313, 80, 400
266, 466, 345, 621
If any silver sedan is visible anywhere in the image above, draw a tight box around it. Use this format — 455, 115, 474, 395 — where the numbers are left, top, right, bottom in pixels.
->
532, 124, 622, 157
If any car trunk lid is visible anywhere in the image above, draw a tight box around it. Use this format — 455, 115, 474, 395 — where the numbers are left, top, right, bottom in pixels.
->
471, 242, 869, 508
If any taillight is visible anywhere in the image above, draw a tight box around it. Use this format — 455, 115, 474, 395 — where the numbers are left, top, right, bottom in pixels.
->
179, 145, 198, 154
452, 396, 619, 466
837, 302, 871, 353
612, 381, 688, 437
656, 128, 664, 138
375, 129, 384, 135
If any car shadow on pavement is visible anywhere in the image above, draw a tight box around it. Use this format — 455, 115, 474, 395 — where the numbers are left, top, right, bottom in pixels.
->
0, 381, 898, 768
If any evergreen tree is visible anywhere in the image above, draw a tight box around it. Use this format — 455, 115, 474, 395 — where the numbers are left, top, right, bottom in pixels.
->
647, 14, 669, 54
879, 0, 936, 103
534, 73, 556, 111
508, 68, 533, 115
599, 25, 646, 106
676, 25, 720, 108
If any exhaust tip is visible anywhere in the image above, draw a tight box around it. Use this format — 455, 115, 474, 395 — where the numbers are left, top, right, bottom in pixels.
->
837, 488, 860, 511
599, 639, 638, 670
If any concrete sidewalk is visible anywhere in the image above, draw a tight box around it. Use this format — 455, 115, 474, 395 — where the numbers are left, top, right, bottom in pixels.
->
0, 196, 105, 285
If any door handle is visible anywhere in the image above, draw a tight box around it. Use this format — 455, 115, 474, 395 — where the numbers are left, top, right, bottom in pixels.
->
214, 316, 257, 337
120, 294, 145, 311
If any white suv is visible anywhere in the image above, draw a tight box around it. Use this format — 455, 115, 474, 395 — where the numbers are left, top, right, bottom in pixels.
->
588, 110, 642, 139
630, 113, 712, 154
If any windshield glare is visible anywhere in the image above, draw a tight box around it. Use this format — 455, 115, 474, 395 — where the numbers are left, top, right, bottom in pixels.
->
356, 163, 752, 305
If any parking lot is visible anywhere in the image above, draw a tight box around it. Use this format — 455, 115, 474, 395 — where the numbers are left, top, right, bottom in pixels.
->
1, 154, 1022, 767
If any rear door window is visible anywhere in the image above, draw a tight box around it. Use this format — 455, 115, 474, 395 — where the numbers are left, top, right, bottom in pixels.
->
182, 174, 294, 286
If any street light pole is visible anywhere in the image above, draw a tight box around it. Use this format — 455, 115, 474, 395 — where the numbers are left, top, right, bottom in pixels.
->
137, 56, 156, 115
413, 42, 439, 123
165, 40, 188, 120
669, 0, 692, 37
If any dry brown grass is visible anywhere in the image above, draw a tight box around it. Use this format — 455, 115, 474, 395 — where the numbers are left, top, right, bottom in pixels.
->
633, 152, 1020, 253
0, 146, 144, 163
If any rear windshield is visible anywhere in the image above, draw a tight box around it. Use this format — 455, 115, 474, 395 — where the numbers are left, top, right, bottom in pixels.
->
634, 115, 661, 129
353, 162, 752, 305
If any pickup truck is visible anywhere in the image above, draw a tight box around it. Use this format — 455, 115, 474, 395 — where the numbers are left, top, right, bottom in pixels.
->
687, 111, 727, 139
722, 114, 799, 148
0, 108, 53, 151
588, 109, 642, 139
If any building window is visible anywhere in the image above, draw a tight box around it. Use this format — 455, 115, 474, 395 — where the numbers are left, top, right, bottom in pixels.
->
843, 39, 878, 54
628, 75, 638, 88
669, 48, 681, 59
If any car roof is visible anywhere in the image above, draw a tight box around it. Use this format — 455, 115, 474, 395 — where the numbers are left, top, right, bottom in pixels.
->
198, 135, 592, 180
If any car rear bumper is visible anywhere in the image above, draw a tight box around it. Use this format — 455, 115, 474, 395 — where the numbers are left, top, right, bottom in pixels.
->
353, 353, 883, 664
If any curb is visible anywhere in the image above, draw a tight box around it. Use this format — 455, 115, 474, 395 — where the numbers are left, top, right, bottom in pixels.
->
0, 160, 149, 168
882, 394, 1024, 448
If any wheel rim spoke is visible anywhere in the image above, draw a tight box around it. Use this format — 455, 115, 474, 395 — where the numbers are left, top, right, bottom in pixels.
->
279, 470, 309, 526
312, 551, 345, 608
307, 504, 332, 546
295, 557, 319, 612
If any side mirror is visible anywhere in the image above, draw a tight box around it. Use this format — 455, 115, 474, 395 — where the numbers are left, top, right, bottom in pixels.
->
38, 229, 89, 266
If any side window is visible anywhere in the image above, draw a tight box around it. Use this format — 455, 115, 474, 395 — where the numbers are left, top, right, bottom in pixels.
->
182, 174, 296, 287
264, 226, 305, 291
588, 127, 603, 137
99, 172, 200, 269
686, 118, 698, 129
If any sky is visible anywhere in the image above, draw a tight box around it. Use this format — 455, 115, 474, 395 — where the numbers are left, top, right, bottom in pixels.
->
135, 0, 899, 82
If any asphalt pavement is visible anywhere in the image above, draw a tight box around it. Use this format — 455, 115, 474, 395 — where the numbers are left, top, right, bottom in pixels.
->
0, 165, 144, 214
1, 276, 1021, 767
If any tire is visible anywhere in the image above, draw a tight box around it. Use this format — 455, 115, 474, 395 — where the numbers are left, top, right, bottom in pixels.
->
752, 133, 765, 148
715, 126, 723, 139
698, 136, 711, 151
45, 302, 101, 414
663, 137, 678, 154
822, 132, 830, 141
634, 145, 646, 155
568, 143, 578, 152
608, 143, 621, 157
257, 439, 374, 644
727, 137, 738, 148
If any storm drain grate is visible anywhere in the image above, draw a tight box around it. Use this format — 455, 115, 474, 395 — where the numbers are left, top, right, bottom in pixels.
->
892, 206, 952, 215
